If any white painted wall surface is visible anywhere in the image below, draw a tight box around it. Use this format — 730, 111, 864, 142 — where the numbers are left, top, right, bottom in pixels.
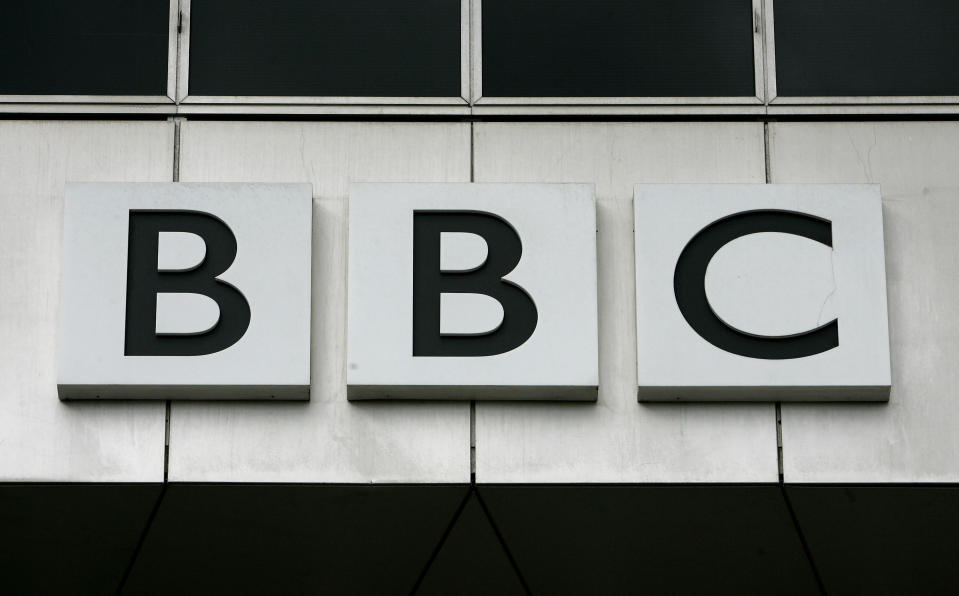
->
0, 121, 172, 481
169, 122, 472, 482
771, 122, 959, 482
4, 119, 954, 485
472, 122, 780, 482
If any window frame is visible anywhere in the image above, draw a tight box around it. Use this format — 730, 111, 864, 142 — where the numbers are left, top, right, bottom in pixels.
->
175, 0, 471, 107
469, 0, 767, 108
3, 0, 958, 115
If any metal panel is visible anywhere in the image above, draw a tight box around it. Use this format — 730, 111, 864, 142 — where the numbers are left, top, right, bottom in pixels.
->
0, 484, 162, 594
786, 485, 959, 594
770, 122, 959, 482
170, 121, 471, 482
473, 122, 778, 482
479, 485, 820, 595
121, 484, 469, 594
0, 121, 172, 482
57, 183, 313, 400
634, 184, 890, 401
347, 183, 598, 401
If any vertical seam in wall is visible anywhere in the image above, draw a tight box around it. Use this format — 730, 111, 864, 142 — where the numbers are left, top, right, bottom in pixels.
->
764, 121, 784, 484
470, 401, 476, 484
470, 120, 477, 484
164, 402, 171, 483
173, 118, 182, 182
764, 121, 786, 486
776, 403, 784, 482
764, 121, 772, 185
163, 117, 183, 483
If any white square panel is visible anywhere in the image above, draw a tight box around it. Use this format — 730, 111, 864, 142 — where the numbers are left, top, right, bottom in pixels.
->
634, 184, 890, 401
58, 182, 312, 400
348, 183, 598, 400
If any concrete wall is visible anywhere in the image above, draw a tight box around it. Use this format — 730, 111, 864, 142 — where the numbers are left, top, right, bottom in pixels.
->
2, 119, 958, 484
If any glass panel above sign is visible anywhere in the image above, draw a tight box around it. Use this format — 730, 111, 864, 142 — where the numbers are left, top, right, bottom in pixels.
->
188, 0, 461, 97
774, 0, 959, 97
481, 0, 756, 98
0, 0, 169, 96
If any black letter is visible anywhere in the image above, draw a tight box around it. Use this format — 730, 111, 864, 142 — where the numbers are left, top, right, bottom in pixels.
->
125, 211, 251, 356
413, 212, 537, 356
673, 210, 838, 360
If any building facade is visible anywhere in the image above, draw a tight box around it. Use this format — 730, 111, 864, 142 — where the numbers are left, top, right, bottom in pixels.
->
2, 1, 958, 594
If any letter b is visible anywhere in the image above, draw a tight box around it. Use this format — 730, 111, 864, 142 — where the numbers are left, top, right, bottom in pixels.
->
412, 212, 537, 357
125, 211, 251, 356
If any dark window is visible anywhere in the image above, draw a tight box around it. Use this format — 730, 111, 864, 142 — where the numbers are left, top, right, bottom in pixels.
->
774, 0, 959, 97
0, 0, 169, 96
481, 0, 756, 97
188, 0, 461, 97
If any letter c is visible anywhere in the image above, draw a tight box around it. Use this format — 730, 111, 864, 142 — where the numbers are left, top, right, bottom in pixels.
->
673, 210, 838, 360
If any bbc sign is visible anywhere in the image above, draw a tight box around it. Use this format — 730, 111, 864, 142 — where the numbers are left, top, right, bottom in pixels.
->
57, 182, 890, 402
